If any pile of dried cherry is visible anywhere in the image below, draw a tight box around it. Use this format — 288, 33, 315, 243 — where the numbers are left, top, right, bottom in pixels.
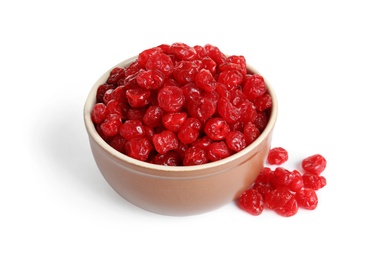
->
91, 43, 272, 166
238, 148, 327, 217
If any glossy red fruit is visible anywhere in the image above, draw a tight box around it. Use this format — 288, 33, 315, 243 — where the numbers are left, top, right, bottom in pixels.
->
204, 118, 230, 141
183, 146, 208, 166
93, 43, 274, 167
177, 118, 201, 144
157, 85, 185, 112
91, 103, 107, 124
302, 154, 327, 175
274, 196, 298, 217
264, 187, 293, 210
119, 120, 145, 140
207, 141, 230, 161
267, 147, 289, 165
225, 131, 246, 152
145, 53, 174, 77
302, 174, 327, 190
152, 130, 179, 154
238, 189, 264, 216
295, 188, 318, 210
162, 112, 187, 132
272, 167, 304, 192
124, 137, 153, 161
243, 74, 267, 100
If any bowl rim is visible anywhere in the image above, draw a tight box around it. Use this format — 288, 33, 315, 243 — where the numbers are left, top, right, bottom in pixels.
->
83, 56, 278, 174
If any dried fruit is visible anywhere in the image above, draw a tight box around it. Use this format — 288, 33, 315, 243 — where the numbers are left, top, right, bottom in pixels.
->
238, 148, 327, 217
302, 154, 327, 175
238, 189, 264, 216
295, 188, 318, 210
91, 43, 272, 165
267, 147, 288, 165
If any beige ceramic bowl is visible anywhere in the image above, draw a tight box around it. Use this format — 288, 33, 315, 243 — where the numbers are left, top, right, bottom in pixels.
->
84, 56, 278, 216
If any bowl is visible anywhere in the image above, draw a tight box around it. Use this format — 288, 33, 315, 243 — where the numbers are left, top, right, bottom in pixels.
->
83, 55, 278, 216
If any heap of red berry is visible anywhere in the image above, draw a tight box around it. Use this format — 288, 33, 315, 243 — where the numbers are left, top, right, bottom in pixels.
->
238, 148, 327, 217
91, 43, 272, 166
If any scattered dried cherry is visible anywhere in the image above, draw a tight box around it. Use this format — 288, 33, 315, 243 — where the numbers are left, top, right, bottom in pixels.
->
295, 188, 318, 210
267, 147, 288, 165
238, 189, 264, 216
302, 154, 327, 175
238, 149, 327, 217
302, 173, 327, 190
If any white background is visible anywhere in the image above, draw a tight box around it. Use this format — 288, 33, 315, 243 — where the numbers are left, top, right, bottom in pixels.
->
1, 0, 389, 259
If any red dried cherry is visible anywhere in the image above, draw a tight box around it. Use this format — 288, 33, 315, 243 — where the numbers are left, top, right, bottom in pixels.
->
217, 97, 241, 124
302, 154, 327, 175
264, 187, 293, 210
91, 103, 107, 124
152, 130, 179, 154
124, 137, 153, 161
243, 122, 260, 145
204, 118, 230, 141
238, 189, 264, 216
151, 151, 181, 166
173, 60, 200, 84
271, 167, 303, 192
302, 174, 327, 190
106, 67, 125, 85
207, 141, 230, 161
136, 69, 166, 90
142, 106, 164, 127
195, 69, 216, 92
125, 87, 151, 108
157, 85, 185, 112
225, 131, 246, 152
177, 117, 202, 144
183, 146, 208, 166
295, 188, 318, 210
145, 52, 174, 77
274, 196, 298, 217
267, 147, 289, 165
187, 95, 217, 122
243, 74, 267, 100
162, 112, 187, 132
119, 120, 145, 140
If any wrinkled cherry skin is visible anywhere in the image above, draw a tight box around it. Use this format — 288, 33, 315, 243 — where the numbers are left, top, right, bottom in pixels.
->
162, 112, 187, 132
302, 174, 327, 190
157, 85, 185, 112
124, 137, 153, 161
267, 147, 289, 165
295, 188, 318, 210
226, 131, 246, 152
237, 147, 326, 217
152, 130, 179, 154
145, 52, 174, 76
92, 43, 273, 167
274, 196, 298, 217
207, 141, 230, 161
302, 154, 327, 175
238, 189, 264, 216
271, 167, 304, 192
264, 187, 293, 210
204, 117, 230, 141
119, 120, 145, 140
183, 146, 208, 166
177, 118, 201, 144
